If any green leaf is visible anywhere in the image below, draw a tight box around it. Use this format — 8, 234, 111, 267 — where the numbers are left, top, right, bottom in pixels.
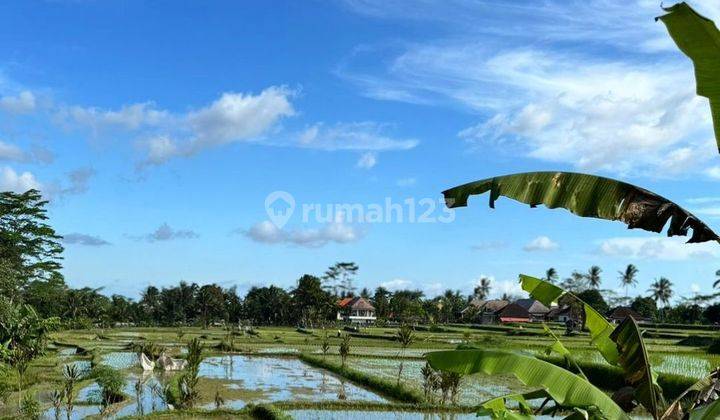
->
657, 2, 720, 153
427, 349, 630, 420
520, 275, 620, 365
478, 390, 548, 419
444, 172, 719, 243
610, 317, 666, 418
690, 399, 720, 420
662, 369, 720, 419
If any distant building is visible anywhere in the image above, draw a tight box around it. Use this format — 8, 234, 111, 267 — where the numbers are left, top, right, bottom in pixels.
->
498, 302, 532, 323
337, 297, 376, 325
608, 306, 649, 324
545, 305, 574, 323
478, 299, 510, 324
514, 299, 550, 321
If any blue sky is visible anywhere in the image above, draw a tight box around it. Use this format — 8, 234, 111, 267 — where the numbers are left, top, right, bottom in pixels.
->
2, 0, 720, 301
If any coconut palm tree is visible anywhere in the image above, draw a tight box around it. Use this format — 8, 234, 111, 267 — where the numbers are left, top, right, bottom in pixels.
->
585, 266, 602, 289
618, 264, 639, 298
561, 271, 586, 292
648, 277, 673, 307
543, 268, 559, 284
473, 277, 491, 299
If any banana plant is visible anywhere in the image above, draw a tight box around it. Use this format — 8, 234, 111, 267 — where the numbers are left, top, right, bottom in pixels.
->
657, 2, 720, 153
443, 172, 719, 243
426, 348, 630, 420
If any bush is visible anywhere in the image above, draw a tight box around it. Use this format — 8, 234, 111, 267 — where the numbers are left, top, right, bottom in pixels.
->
91, 365, 125, 408
18, 392, 41, 419
707, 338, 720, 354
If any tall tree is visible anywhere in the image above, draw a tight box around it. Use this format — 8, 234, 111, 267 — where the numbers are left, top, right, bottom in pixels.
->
585, 266, 602, 289
243, 286, 291, 325
323, 262, 359, 297
648, 277, 674, 307
543, 268, 559, 284
0, 190, 64, 302
561, 271, 586, 292
290, 274, 335, 327
618, 264, 639, 298
196, 284, 226, 328
473, 277, 491, 299
372, 287, 391, 319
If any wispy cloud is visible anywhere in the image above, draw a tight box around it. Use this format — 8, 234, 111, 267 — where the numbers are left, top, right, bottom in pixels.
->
298, 122, 418, 151
356, 152, 377, 169
63, 233, 111, 246
523, 236, 559, 252
597, 237, 718, 261
134, 223, 199, 242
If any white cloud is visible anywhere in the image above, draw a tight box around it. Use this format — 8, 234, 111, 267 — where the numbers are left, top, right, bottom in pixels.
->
380, 278, 413, 291
136, 223, 199, 242
242, 214, 362, 248
0, 141, 27, 162
523, 236, 559, 252
338, 0, 720, 177
423, 282, 444, 297
63, 233, 111, 246
0, 91, 36, 114
691, 283, 701, 294
63, 101, 170, 131
298, 122, 418, 151
597, 237, 719, 261
356, 152, 377, 169
0, 166, 41, 193
396, 177, 416, 187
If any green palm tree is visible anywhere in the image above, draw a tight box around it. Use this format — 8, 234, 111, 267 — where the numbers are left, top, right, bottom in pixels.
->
648, 277, 673, 307
618, 264, 639, 298
543, 268, 558, 284
473, 277, 491, 299
585, 266, 602, 289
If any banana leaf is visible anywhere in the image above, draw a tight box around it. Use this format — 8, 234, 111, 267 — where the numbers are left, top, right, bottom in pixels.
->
662, 369, 720, 419
520, 274, 619, 365
657, 2, 720, 152
427, 349, 630, 420
478, 389, 548, 419
610, 317, 666, 418
690, 399, 720, 420
444, 172, 719, 243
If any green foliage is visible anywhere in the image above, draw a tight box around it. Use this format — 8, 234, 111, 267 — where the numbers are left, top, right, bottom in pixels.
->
575, 289, 609, 314
291, 274, 336, 327
427, 348, 628, 419
339, 334, 351, 369
610, 317, 666, 417
18, 392, 40, 420
91, 365, 125, 409
632, 296, 658, 321
127, 340, 166, 360
443, 171, 719, 243
320, 331, 330, 356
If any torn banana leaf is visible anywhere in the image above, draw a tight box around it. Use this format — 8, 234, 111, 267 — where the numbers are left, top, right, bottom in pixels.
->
610, 317, 666, 418
444, 172, 720, 243
657, 3, 720, 152
521, 274, 619, 365
662, 369, 720, 419
427, 349, 630, 420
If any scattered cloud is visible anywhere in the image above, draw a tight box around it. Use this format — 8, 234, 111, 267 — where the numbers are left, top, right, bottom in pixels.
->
337, 0, 720, 177
523, 236, 558, 252
136, 223, 199, 242
423, 282, 444, 297
63, 233, 111, 246
60, 101, 170, 132
61, 167, 95, 195
0, 166, 41, 193
471, 241, 507, 251
396, 177, 416, 187
298, 122, 418, 151
597, 237, 719, 261
0, 91, 36, 114
242, 214, 362, 248
356, 152, 377, 169
380, 278, 413, 291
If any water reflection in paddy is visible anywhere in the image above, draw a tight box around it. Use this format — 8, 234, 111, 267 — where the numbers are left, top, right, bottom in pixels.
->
199, 355, 387, 407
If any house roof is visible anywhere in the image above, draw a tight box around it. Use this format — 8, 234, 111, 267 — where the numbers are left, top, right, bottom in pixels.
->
546, 305, 572, 318
482, 299, 509, 313
498, 303, 530, 319
338, 297, 375, 311
515, 299, 550, 314
608, 306, 646, 321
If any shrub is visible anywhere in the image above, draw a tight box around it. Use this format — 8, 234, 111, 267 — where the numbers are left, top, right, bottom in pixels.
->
18, 392, 40, 420
91, 365, 125, 409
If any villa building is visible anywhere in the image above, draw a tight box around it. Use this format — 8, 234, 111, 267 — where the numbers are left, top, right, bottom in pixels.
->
337, 297, 376, 325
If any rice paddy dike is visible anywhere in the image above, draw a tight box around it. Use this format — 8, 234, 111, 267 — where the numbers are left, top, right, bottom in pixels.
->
3, 322, 718, 419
